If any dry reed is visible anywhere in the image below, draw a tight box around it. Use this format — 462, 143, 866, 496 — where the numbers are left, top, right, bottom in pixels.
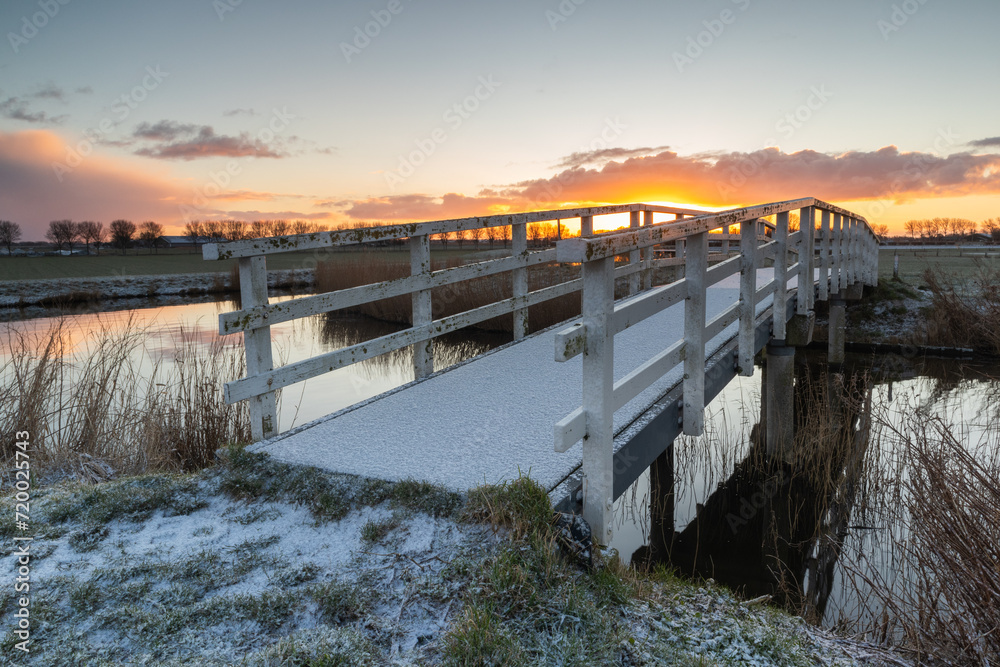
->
0, 315, 251, 480
923, 264, 1000, 354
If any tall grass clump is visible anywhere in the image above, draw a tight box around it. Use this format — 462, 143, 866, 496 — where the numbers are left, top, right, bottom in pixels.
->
846, 410, 1000, 665
923, 263, 1000, 353
0, 315, 251, 479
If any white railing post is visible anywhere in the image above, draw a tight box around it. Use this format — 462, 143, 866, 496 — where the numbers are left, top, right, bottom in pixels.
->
738, 218, 758, 376
642, 210, 653, 290
838, 215, 850, 292
411, 233, 434, 379
683, 231, 707, 435
819, 210, 831, 301
580, 255, 615, 544
581, 215, 593, 237
240, 256, 278, 440
512, 219, 528, 340
722, 224, 730, 256
628, 210, 640, 295
831, 213, 842, 295
774, 211, 789, 340
799, 206, 815, 314
845, 217, 855, 286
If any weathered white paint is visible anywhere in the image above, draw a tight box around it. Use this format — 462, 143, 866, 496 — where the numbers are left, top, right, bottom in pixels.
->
240, 256, 277, 440
738, 218, 758, 375
580, 255, 615, 541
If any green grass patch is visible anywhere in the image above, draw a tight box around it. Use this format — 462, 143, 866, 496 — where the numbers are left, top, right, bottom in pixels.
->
463, 475, 553, 540
45, 474, 207, 525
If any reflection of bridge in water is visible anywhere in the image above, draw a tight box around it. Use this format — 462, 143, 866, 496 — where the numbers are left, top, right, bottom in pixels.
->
206, 198, 879, 543
635, 357, 874, 623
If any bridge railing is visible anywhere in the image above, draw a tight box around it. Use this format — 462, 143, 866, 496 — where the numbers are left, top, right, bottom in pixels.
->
552, 197, 879, 540
205, 202, 716, 440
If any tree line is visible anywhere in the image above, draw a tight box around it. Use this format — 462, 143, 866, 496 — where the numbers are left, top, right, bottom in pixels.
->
901, 217, 998, 241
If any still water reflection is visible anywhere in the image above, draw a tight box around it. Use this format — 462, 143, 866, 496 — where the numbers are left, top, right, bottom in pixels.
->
1, 295, 508, 433
610, 350, 1000, 629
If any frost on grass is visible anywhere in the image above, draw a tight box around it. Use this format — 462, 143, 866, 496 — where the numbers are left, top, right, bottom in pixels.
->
0, 449, 474, 665
0, 452, 906, 665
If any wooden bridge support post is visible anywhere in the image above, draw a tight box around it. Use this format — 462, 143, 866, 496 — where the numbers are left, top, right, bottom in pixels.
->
647, 445, 675, 560
838, 217, 850, 294
641, 210, 653, 290
240, 256, 278, 440
799, 207, 815, 314
738, 218, 758, 376
831, 213, 842, 297
773, 212, 789, 341
828, 291, 847, 366
581, 254, 615, 544
411, 233, 434, 379
683, 231, 708, 436
818, 210, 831, 302
765, 342, 796, 463
512, 220, 528, 340
628, 210, 641, 296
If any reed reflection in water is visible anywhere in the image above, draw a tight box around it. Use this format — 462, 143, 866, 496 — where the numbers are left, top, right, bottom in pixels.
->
611, 350, 1000, 634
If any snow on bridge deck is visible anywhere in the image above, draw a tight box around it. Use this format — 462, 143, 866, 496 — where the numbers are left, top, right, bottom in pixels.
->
251, 270, 777, 494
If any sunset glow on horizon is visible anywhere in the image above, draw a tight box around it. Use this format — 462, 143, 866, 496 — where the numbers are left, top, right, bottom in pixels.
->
2, 1, 998, 240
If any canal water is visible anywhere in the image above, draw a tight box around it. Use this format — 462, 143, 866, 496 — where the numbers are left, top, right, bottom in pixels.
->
3, 295, 997, 632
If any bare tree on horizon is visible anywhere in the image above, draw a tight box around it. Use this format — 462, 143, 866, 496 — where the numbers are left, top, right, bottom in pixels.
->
46, 220, 79, 253
110, 219, 136, 255
78, 221, 104, 255
0, 220, 22, 255
139, 221, 164, 254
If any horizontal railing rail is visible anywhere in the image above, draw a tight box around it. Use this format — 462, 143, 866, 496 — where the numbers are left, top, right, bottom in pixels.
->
205, 202, 719, 440
552, 197, 879, 542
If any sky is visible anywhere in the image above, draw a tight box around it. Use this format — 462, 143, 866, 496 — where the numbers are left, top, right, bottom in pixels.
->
1, 0, 999, 240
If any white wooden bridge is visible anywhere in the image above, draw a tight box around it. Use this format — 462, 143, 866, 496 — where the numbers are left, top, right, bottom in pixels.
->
205, 198, 878, 540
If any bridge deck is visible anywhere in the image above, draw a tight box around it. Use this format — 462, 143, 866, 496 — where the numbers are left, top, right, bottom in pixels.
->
252, 271, 777, 494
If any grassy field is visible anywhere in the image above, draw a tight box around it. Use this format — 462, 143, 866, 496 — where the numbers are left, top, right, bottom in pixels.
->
0, 246, 499, 281
878, 246, 1000, 284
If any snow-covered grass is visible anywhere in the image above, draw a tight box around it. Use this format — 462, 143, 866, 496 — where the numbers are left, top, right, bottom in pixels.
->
0, 447, 907, 665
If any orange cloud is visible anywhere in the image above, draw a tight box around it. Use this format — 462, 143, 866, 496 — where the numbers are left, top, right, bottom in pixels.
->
0, 130, 192, 238
335, 146, 1000, 222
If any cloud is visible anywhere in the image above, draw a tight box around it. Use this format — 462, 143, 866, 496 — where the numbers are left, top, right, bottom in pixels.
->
969, 137, 1000, 148
0, 130, 192, 239
334, 145, 1000, 221
207, 189, 307, 202
222, 108, 258, 117
554, 145, 672, 169
0, 97, 67, 124
133, 120, 200, 141
132, 121, 287, 160
222, 209, 334, 221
